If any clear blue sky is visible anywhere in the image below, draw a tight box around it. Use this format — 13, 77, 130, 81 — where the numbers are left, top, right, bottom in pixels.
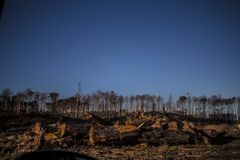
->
0, 0, 240, 98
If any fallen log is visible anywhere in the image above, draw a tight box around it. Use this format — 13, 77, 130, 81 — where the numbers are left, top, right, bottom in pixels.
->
200, 123, 229, 138
161, 131, 191, 145
89, 124, 196, 145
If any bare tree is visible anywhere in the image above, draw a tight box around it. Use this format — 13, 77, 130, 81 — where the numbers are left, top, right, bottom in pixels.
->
199, 96, 207, 118
1, 88, 12, 111
166, 95, 173, 113
49, 92, 59, 112
177, 96, 187, 114
15, 91, 24, 114
155, 95, 163, 112
40, 93, 48, 112
118, 95, 124, 116
237, 97, 240, 121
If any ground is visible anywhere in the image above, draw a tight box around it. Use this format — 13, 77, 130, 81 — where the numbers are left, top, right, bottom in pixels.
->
0, 111, 240, 160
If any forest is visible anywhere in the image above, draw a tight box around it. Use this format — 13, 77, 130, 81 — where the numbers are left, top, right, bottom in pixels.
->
1, 88, 240, 122
1, 87, 240, 159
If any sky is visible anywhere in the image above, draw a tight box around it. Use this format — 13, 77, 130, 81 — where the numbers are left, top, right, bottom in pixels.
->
0, 0, 240, 98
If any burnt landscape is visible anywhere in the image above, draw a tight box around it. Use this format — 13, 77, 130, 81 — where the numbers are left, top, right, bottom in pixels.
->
1, 111, 240, 159
1, 90, 240, 159
1, 0, 240, 159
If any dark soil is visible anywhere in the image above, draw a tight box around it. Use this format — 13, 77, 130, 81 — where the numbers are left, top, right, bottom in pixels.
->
0, 111, 240, 160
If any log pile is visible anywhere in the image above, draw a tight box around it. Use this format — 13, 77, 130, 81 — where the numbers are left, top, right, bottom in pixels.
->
0, 111, 240, 157
83, 112, 240, 146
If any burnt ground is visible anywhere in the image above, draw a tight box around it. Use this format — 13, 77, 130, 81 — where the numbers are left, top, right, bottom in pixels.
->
0, 111, 240, 160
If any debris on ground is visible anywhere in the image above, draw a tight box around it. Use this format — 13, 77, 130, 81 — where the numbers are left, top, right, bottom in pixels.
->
0, 111, 240, 159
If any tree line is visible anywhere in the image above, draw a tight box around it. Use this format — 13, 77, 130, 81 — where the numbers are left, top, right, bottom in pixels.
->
1, 88, 240, 122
